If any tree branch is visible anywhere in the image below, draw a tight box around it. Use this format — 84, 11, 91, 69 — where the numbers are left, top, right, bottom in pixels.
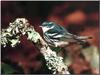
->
1, 18, 70, 74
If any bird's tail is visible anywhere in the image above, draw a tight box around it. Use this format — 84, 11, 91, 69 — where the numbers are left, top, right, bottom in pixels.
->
75, 36, 92, 46
76, 36, 92, 40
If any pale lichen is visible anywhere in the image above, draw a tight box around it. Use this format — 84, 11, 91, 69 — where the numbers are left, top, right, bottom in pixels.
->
1, 18, 70, 74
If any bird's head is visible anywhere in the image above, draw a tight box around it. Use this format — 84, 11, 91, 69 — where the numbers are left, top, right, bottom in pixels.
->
40, 21, 54, 27
40, 22, 55, 32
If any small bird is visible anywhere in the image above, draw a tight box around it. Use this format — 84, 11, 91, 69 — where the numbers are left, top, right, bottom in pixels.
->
40, 21, 92, 47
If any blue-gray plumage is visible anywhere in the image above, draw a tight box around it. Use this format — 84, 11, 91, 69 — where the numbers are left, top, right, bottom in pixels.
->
40, 21, 92, 47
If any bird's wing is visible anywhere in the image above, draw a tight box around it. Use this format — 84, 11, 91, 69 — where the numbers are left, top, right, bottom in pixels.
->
53, 25, 76, 39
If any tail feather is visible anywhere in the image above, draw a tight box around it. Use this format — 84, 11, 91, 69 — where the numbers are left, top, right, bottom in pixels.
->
76, 36, 92, 40
75, 36, 92, 45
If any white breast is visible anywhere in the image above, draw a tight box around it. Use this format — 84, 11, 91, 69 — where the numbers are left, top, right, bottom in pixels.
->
41, 26, 54, 33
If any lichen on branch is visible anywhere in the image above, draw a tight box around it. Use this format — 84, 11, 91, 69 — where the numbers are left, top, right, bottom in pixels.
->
1, 18, 70, 74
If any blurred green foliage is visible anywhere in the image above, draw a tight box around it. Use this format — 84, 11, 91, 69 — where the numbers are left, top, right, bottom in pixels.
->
1, 63, 16, 74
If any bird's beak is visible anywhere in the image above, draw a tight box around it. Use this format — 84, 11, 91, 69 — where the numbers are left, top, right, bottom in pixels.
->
39, 26, 42, 27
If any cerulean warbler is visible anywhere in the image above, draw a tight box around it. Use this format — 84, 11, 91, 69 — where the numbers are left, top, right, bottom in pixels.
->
40, 21, 92, 47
